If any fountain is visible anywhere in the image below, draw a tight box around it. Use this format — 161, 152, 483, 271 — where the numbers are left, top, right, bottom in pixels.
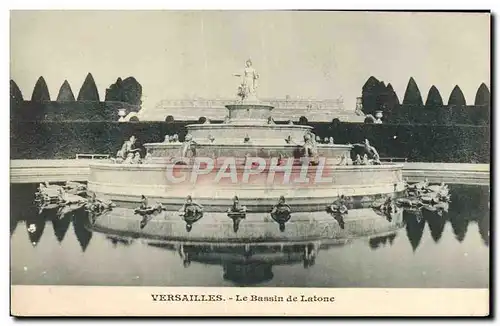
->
87, 60, 406, 240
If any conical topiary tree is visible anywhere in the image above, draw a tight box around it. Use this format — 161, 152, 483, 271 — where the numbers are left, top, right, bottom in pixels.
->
422, 85, 444, 124
448, 85, 466, 106
402, 77, 423, 107
474, 83, 490, 106
472, 83, 490, 125
77, 73, 100, 101
10, 79, 23, 103
10, 79, 24, 120
425, 85, 443, 107
447, 85, 469, 124
375, 81, 388, 111
385, 83, 400, 106
383, 83, 400, 121
31, 76, 50, 102
361, 76, 381, 116
56, 80, 76, 102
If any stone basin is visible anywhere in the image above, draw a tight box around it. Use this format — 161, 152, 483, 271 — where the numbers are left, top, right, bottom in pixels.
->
185, 123, 313, 145
89, 98, 405, 214
225, 103, 275, 123
88, 161, 405, 212
144, 142, 352, 161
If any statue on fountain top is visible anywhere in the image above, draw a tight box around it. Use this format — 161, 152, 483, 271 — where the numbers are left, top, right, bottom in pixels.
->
234, 59, 260, 102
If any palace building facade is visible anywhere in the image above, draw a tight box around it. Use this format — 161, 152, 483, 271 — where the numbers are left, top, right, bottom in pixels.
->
137, 97, 365, 122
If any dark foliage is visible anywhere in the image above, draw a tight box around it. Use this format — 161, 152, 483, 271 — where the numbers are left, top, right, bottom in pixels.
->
448, 85, 466, 106
425, 85, 443, 107
31, 76, 51, 102
298, 116, 309, 125
402, 77, 423, 107
474, 83, 490, 107
10, 121, 489, 163
10, 80, 23, 102
56, 80, 76, 102
12, 101, 139, 122
383, 83, 400, 121
364, 115, 375, 123
77, 73, 100, 102
10, 80, 24, 119
105, 77, 142, 106
361, 76, 389, 116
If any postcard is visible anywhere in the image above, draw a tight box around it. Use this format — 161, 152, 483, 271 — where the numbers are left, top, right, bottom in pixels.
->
10, 10, 490, 317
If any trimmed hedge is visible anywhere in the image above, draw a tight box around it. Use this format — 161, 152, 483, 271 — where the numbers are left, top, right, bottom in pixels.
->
310, 122, 490, 163
10, 121, 490, 163
11, 101, 140, 122
388, 104, 490, 126
11, 121, 190, 159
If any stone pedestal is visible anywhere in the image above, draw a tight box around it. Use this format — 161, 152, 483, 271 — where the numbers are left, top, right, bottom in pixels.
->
226, 103, 274, 125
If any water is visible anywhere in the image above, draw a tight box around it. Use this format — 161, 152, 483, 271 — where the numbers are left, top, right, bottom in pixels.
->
10, 184, 489, 288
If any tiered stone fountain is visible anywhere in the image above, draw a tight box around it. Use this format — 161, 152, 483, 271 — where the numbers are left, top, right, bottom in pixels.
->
87, 60, 405, 240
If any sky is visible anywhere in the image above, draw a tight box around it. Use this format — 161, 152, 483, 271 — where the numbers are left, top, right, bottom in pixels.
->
10, 11, 490, 110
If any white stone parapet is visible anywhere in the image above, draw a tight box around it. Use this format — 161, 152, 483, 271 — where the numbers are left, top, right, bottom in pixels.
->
138, 97, 365, 122
10, 160, 490, 185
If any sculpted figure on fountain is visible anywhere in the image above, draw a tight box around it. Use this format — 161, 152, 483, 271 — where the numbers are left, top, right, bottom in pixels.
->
302, 133, 319, 165
124, 152, 134, 164
179, 195, 204, 232
271, 196, 292, 232
117, 135, 139, 160
228, 196, 247, 214
234, 59, 259, 102
180, 134, 197, 158
364, 139, 380, 158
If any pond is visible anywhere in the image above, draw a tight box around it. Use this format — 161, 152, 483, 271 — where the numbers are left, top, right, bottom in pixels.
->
10, 183, 489, 288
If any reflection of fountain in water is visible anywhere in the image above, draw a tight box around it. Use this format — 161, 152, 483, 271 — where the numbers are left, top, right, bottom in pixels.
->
106, 235, 134, 248
369, 233, 397, 250
146, 242, 319, 285
10, 188, 91, 248
147, 242, 178, 251
223, 263, 274, 286
9, 184, 491, 261
399, 184, 491, 251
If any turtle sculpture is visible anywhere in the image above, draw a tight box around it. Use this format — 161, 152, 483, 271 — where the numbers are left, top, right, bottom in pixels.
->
270, 196, 292, 232
227, 196, 247, 233
179, 195, 204, 232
